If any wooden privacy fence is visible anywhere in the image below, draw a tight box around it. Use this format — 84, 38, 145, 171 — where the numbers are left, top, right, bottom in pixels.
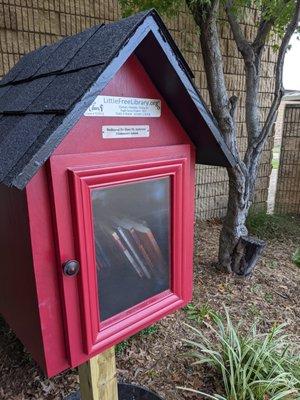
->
0, 1, 277, 219
275, 103, 300, 215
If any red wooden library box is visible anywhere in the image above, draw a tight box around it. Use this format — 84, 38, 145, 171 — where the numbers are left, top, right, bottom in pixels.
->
0, 10, 234, 376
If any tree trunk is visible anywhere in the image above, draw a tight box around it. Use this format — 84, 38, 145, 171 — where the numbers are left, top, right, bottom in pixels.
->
218, 164, 265, 275
187, 1, 266, 276
218, 165, 248, 273
185, 0, 300, 276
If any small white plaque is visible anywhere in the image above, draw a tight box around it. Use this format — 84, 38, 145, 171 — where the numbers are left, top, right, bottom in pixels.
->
84, 95, 161, 117
102, 125, 150, 139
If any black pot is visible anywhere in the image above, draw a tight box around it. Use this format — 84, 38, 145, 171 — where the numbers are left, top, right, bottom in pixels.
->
118, 383, 164, 399
65, 383, 164, 400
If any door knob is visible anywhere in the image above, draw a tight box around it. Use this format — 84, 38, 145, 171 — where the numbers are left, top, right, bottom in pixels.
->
63, 260, 80, 276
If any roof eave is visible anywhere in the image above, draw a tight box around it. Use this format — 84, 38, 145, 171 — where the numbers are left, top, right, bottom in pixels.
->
137, 14, 236, 168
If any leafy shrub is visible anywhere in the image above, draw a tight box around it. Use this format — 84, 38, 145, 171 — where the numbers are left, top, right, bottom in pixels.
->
179, 309, 300, 400
183, 303, 220, 324
246, 210, 300, 241
116, 339, 130, 355
138, 325, 159, 336
292, 248, 300, 268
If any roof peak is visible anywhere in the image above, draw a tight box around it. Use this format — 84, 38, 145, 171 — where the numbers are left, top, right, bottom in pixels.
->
0, 10, 235, 189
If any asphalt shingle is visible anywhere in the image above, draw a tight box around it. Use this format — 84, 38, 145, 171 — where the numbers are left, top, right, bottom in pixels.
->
0, 115, 23, 144
0, 114, 54, 181
0, 12, 151, 186
0, 47, 45, 86
13, 43, 62, 83
63, 12, 148, 72
27, 65, 103, 113
0, 9, 234, 189
2, 115, 65, 186
0, 76, 55, 114
0, 85, 11, 100
33, 24, 104, 77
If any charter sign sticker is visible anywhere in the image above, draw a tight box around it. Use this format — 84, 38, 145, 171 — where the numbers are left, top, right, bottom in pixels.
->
84, 95, 161, 117
102, 125, 150, 139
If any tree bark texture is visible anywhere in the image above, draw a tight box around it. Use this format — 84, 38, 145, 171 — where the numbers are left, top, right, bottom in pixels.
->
187, 0, 300, 275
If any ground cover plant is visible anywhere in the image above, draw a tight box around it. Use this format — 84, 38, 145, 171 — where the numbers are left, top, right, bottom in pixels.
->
246, 211, 300, 241
292, 248, 300, 268
180, 309, 300, 400
0, 218, 299, 399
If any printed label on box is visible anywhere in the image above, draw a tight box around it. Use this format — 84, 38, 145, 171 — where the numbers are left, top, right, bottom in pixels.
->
102, 125, 150, 139
84, 96, 161, 117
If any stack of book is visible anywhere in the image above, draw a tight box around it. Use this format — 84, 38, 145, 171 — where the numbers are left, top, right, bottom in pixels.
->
94, 217, 168, 280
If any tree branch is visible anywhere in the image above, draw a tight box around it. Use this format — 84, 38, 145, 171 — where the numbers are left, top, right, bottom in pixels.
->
229, 95, 238, 118
255, 0, 300, 152
253, 0, 295, 54
225, 2, 262, 161
186, 0, 240, 159
252, 18, 274, 54
225, 0, 253, 61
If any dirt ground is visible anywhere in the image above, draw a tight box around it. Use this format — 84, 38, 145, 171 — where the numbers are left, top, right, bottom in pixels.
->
0, 220, 299, 400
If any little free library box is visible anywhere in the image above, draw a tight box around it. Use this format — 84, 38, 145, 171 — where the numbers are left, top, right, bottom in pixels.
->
0, 10, 234, 377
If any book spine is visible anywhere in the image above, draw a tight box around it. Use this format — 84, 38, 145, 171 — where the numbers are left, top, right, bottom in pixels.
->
116, 227, 151, 279
112, 230, 144, 278
130, 228, 158, 272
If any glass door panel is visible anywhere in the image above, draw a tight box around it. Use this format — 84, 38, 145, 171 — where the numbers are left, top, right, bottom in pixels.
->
91, 177, 171, 321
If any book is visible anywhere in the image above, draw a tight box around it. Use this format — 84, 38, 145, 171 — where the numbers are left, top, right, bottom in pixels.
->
114, 217, 168, 274
93, 214, 168, 281
116, 226, 151, 279
129, 227, 155, 271
100, 223, 145, 278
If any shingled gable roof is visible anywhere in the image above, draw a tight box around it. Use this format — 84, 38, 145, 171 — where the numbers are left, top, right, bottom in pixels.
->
0, 9, 236, 190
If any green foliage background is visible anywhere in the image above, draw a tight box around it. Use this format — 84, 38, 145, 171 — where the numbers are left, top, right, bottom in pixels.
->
119, 0, 298, 38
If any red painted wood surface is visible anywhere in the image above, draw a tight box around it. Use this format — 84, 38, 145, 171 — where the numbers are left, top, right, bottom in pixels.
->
55, 55, 194, 155
0, 184, 45, 369
26, 168, 70, 375
49, 145, 194, 368
1, 54, 196, 376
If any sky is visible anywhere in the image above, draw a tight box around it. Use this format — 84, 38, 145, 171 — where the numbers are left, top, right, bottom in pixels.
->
283, 34, 300, 91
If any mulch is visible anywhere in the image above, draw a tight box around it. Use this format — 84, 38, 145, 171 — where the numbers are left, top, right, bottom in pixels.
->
0, 220, 299, 400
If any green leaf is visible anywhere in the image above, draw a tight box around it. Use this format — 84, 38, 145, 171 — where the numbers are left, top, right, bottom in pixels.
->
182, 306, 300, 400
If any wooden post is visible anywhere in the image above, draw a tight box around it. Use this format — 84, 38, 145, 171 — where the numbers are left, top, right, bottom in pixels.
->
78, 347, 119, 400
